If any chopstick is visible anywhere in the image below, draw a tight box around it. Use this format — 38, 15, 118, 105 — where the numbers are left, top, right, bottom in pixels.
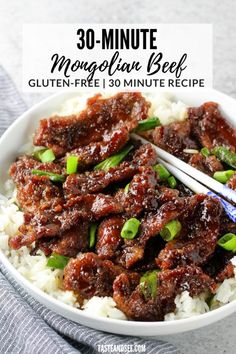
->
158, 158, 236, 222
132, 133, 236, 205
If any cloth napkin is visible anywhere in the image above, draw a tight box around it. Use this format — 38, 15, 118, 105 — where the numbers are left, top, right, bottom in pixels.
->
0, 66, 181, 354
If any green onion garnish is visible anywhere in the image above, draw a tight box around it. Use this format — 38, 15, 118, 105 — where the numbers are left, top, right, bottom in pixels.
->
33, 148, 47, 161
94, 145, 133, 171
217, 233, 236, 251
33, 148, 55, 163
153, 164, 170, 180
89, 223, 97, 248
201, 147, 210, 158
168, 176, 177, 189
212, 146, 236, 169
120, 218, 141, 240
160, 220, 182, 241
31, 169, 65, 182
47, 253, 69, 269
124, 183, 130, 193
140, 269, 159, 300
66, 155, 79, 174
213, 170, 234, 184
135, 117, 161, 132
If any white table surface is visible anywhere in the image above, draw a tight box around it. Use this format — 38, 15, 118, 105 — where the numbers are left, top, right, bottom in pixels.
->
0, 0, 236, 353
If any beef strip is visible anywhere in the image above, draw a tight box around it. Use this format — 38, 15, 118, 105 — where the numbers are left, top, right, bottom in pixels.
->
96, 216, 124, 260
220, 213, 236, 234
203, 247, 235, 282
63, 162, 137, 198
113, 266, 216, 321
63, 143, 157, 198
131, 237, 166, 273
131, 142, 158, 167
119, 195, 203, 269
227, 172, 236, 190
10, 193, 123, 249
215, 263, 234, 282
9, 156, 64, 214
63, 252, 127, 299
95, 165, 158, 260
64, 127, 130, 170
34, 221, 89, 257
59, 194, 123, 225
34, 92, 150, 157
152, 120, 199, 161
157, 196, 222, 269
188, 102, 236, 151
156, 186, 180, 205
120, 166, 158, 217
188, 153, 224, 176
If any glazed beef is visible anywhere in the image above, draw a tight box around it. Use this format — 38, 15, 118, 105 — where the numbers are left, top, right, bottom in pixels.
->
96, 216, 124, 260
59, 194, 123, 225
10, 193, 123, 249
203, 247, 235, 282
35, 222, 89, 257
63, 253, 126, 299
113, 266, 215, 321
9, 156, 64, 214
148, 102, 236, 190
119, 195, 203, 269
34, 92, 150, 157
227, 172, 236, 190
152, 120, 199, 161
64, 127, 130, 170
188, 153, 224, 176
64, 143, 157, 198
188, 102, 236, 151
220, 213, 236, 235
121, 166, 158, 217
64, 161, 137, 198
157, 196, 222, 269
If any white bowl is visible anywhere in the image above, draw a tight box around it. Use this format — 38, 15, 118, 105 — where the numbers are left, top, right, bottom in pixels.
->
0, 88, 236, 336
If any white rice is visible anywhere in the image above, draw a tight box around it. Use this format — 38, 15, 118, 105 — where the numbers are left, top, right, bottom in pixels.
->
0, 92, 235, 321
83, 296, 127, 320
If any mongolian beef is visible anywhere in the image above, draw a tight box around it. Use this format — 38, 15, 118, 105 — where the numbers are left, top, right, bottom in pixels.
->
145, 101, 236, 189
5, 92, 236, 321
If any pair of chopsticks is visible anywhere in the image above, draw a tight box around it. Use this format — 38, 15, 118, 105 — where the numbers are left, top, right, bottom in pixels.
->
132, 134, 236, 222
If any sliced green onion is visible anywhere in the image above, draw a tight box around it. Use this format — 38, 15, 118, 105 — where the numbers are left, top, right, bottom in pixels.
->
168, 176, 177, 189
124, 183, 130, 193
89, 223, 97, 248
40, 149, 55, 163
212, 146, 236, 169
153, 164, 170, 180
47, 253, 69, 269
31, 169, 65, 183
201, 147, 210, 158
160, 220, 182, 241
66, 155, 79, 174
120, 218, 141, 240
33, 148, 47, 161
135, 117, 161, 132
140, 269, 159, 300
213, 170, 234, 184
217, 233, 236, 251
33, 148, 56, 163
94, 145, 133, 171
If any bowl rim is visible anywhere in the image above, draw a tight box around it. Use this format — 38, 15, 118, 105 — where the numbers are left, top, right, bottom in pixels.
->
1, 87, 236, 336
